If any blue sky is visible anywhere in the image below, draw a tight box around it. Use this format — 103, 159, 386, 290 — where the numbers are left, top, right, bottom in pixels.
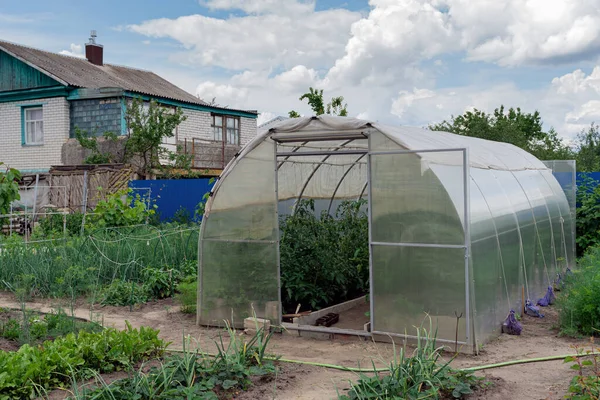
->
2, 0, 600, 139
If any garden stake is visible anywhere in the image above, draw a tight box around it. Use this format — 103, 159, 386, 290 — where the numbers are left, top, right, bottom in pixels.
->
454, 311, 462, 353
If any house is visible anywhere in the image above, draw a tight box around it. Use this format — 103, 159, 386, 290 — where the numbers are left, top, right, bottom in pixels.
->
0, 32, 258, 173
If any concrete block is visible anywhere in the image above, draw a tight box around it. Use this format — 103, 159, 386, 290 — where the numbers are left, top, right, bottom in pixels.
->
244, 317, 271, 333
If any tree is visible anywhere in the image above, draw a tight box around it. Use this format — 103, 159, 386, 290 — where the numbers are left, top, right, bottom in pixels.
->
289, 87, 348, 118
0, 163, 20, 216
575, 123, 600, 172
124, 98, 187, 178
429, 106, 573, 160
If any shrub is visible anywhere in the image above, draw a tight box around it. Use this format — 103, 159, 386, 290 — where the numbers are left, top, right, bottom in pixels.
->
143, 267, 174, 300
280, 199, 369, 313
37, 212, 85, 237
175, 276, 197, 314
88, 189, 155, 229
99, 280, 148, 307
564, 344, 600, 399
576, 176, 600, 257
557, 246, 600, 336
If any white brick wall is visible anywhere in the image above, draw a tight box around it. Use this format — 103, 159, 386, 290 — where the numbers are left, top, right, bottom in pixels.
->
177, 109, 257, 145
0, 97, 69, 171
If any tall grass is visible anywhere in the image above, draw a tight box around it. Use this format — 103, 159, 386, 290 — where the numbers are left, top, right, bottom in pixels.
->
0, 224, 198, 300
339, 323, 481, 400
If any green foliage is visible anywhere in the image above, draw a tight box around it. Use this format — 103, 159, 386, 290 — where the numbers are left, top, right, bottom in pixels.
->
339, 325, 482, 400
143, 267, 174, 300
280, 199, 369, 312
0, 323, 166, 399
289, 87, 348, 118
89, 189, 155, 228
0, 225, 198, 300
194, 177, 216, 221
175, 276, 197, 314
576, 123, 600, 172
69, 324, 274, 400
99, 280, 149, 307
0, 162, 20, 216
37, 212, 84, 237
557, 246, 600, 336
124, 97, 187, 178
0, 319, 20, 341
576, 177, 600, 257
564, 345, 600, 399
429, 105, 573, 160
74, 127, 119, 165
0, 309, 102, 345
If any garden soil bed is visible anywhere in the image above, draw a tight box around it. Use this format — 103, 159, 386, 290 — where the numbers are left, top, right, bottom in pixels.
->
0, 292, 591, 400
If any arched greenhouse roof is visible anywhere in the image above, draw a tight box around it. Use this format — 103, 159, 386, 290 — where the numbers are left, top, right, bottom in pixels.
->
199, 115, 574, 352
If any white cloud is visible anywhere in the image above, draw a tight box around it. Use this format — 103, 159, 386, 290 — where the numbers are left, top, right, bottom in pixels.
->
121, 0, 600, 143
128, 2, 360, 71
201, 0, 315, 15
196, 81, 249, 107
390, 66, 600, 139
272, 65, 318, 92
59, 43, 85, 58
257, 111, 279, 126
454, 0, 600, 65
391, 88, 437, 118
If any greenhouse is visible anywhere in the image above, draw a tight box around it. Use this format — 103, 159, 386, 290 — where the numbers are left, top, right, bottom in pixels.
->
196, 115, 575, 353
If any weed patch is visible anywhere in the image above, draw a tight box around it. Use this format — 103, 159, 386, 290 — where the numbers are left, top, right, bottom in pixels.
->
557, 246, 600, 336
338, 325, 484, 400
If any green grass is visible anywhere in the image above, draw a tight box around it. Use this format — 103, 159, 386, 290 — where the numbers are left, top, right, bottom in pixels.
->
0, 225, 198, 302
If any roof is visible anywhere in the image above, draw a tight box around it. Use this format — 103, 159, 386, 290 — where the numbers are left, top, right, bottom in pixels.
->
0, 39, 257, 115
263, 115, 548, 171
258, 116, 288, 130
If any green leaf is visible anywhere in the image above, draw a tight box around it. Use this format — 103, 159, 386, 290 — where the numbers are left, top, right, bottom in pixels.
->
222, 379, 238, 390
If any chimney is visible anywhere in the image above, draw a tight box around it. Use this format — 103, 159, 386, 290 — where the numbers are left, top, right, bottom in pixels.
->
85, 30, 103, 66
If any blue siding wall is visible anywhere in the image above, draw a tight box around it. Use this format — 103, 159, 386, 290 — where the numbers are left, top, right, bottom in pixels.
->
0, 50, 61, 91
129, 178, 215, 222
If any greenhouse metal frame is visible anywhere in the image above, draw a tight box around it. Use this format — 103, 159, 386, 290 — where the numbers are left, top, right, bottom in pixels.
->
197, 115, 575, 354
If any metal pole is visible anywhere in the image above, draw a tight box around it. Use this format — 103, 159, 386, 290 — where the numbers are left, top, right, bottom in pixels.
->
81, 171, 88, 235
277, 149, 367, 157
32, 174, 39, 221
367, 140, 375, 333
462, 149, 472, 352
274, 139, 282, 326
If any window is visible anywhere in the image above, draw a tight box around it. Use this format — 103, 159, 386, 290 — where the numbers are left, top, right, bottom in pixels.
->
213, 115, 240, 145
24, 107, 44, 145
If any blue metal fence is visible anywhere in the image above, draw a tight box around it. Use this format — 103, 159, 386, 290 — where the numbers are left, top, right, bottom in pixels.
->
129, 178, 215, 222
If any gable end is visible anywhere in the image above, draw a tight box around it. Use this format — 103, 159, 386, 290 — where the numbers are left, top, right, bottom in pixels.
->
0, 50, 62, 92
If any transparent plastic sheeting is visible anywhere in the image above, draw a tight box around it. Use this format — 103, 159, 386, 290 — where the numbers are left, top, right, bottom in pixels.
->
198, 115, 575, 350
370, 149, 467, 344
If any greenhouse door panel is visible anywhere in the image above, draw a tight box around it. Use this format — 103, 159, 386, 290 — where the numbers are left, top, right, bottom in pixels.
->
368, 148, 471, 347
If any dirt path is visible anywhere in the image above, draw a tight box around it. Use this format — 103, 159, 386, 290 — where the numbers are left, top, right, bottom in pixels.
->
0, 293, 590, 400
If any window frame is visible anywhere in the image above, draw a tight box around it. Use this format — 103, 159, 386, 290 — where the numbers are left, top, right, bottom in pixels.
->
212, 114, 240, 145
21, 105, 44, 146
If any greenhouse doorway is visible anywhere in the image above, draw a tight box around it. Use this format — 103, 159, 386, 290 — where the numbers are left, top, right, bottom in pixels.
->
275, 136, 372, 337
274, 136, 471, 346
367, 147, 471, 349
